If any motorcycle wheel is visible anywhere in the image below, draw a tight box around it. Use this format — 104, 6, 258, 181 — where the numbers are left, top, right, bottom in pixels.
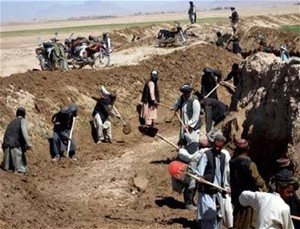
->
93, 53, 110, 69
176, 34, 188, 46
58, 59, 69, 71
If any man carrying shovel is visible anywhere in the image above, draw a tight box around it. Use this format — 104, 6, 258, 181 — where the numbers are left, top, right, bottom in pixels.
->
92, 86, 121, 144
173, 83, 201, 147
51, 103, 77, 161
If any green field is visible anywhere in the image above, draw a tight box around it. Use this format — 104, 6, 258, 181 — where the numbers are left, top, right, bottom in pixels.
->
0, 17, 226, 38
281, 24, 300, 34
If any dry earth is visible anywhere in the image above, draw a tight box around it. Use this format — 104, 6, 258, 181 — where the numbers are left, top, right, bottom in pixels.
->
0, 8, 299, 229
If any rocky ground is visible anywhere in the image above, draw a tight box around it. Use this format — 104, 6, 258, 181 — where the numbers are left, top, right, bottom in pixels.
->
0, 13, 299, 229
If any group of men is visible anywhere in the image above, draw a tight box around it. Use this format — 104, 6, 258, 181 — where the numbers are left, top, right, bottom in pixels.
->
172, 130, 299, 229
1, 83, 123, 171
137, 66, 299, 229
188, 2, 240, 34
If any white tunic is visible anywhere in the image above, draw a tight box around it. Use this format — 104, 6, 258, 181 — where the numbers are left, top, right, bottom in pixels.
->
239, 191, 294, 229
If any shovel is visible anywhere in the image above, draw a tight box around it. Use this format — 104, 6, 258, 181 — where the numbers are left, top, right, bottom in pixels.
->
113, 105, 131, 135
66, 116, 76, 158
138, 126, 179, 150
168, 160, 227, 192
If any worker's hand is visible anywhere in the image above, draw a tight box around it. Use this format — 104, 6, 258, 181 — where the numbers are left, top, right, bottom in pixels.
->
26, 145, 32, 151
225, 186, 231, 195
184, 124, 190, 132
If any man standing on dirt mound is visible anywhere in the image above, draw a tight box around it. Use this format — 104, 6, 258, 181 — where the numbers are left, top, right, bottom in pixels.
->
51, 103, 78, 161
173, 83, 201, 146
1, 107, 32, 174
140, 70, 160, 127
92, 86, 120, 144
229, 7, 239, 35
188, 1, 197, 24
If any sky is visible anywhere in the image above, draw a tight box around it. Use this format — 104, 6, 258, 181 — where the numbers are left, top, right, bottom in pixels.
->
0, 0, 297, 24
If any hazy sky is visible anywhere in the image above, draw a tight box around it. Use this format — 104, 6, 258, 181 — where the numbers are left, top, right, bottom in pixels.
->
0, 0, 296, 24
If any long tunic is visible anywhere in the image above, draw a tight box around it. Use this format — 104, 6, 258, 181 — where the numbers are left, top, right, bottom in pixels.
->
240, 191, 295, 229
196, 150, 228, 229
140, 81, 157, 125
173, 95, 201, 144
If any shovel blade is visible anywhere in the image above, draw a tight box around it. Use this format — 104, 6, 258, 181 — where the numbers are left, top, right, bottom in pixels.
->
138, 125, 159, 137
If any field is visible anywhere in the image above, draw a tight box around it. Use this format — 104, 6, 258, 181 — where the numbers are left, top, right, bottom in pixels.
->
0, 5, 299, 229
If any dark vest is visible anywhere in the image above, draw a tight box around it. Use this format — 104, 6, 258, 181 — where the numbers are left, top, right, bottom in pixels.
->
141, 80, 159, 104
179, 95, 201, 130
230, 156, 260, 205
199, 150, 225, 194
92, 98, 109, 123
2, 117, 24, 149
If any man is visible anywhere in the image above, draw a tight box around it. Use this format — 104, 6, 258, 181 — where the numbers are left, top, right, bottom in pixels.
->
200, 67, 222, 100
239, 169, 298, 229
140, 70, 160, 127
226, 63, 244, 112
196, 134, 229, 229
216, 32, 225, 47
2, 107, 32, 174
188, 1, 197, 24
224, 63, 241, 88
102, 33, 112, 54
92, 86, 119, 144
51, 103, 77, 161
230, 139, 267, 229
227, 36, 242, 55
173, 83, 201, 146
199, 96, 228, 133
229, 7, 239, 34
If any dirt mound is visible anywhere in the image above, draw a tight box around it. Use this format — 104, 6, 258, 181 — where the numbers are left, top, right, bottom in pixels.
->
223, 53, 300, 179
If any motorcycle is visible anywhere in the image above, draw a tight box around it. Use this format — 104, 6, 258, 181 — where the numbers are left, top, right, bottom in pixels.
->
157, 22, 188, 47
35, 37, 69, 71
64, 35, 110, 69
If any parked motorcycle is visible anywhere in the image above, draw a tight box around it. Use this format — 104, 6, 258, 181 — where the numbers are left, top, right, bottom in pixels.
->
64, 35, 110, 69
157, 22, 188, 47
35, 37, 69, 71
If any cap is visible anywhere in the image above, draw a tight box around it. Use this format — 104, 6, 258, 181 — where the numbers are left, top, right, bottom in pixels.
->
276, 158, 291, 168
203, 67, 213, 74
235, 139, 249, 149
180, 83, 193, 94
16, 107, 26, 118
275, 169, 296, 185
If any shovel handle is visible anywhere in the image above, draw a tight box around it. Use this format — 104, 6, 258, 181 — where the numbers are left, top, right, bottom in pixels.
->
291, 215, 300, 221
113, 106, 126, 125
176, 113, 190, 134
158, 103, 172, 110
66, 117, 76, 158
220, 81, 236, 89
156, 133, 179, 150
187, 172, 227, 192
204, 84, 220, 98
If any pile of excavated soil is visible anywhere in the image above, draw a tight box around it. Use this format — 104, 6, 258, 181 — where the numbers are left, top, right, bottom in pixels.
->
223, 53, 300, 179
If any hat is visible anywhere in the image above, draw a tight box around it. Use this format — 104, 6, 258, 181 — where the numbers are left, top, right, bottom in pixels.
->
230, 7, 235, 10
203, 67, 213, 74
276, 158, 291, 168
150, 70, 158, 80
16, 107, 26, 118
180, 83, 193, 94
274, 169, 296, 185
235, 139, 249, 149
